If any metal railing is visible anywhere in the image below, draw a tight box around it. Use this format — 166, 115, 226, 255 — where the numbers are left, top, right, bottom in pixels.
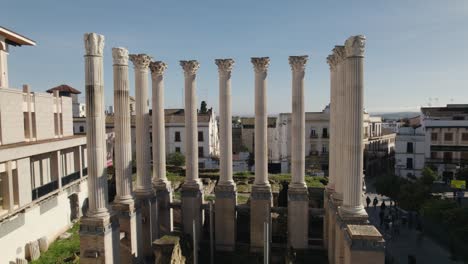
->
32, 180, 59, 200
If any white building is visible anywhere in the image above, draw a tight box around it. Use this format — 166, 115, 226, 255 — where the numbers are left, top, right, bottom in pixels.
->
422, 104, 468, 181
394, 126, 426, 178
0, 27, 89, 263
74, 108, 220, 169
277, 106, 395, 174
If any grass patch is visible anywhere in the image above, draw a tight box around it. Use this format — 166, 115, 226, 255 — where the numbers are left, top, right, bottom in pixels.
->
31, 222, 80, 264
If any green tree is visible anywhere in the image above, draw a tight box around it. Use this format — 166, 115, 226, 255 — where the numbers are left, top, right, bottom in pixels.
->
200, 101, 208, 113
167, 152, 185, 166
421, 166, 438, 185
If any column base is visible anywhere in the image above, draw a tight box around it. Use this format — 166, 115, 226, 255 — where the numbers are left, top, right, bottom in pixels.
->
250, 185, 272, 252
181, 181, 204, 243
214, 184, 237, 251
343, 225, 385, 264
155, 183, 173, 238
287, 186, 309, 249
79, 214, 120, 264
112, 201, 141, 263
135, 194, 157, 262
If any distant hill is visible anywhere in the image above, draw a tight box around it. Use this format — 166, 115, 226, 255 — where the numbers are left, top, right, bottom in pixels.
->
370, 112, 420, 120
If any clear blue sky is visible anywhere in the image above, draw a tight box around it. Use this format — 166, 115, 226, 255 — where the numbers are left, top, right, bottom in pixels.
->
3, 0, 468, 115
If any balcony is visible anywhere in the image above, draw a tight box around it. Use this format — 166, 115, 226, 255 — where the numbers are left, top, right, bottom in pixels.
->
32, 180, 59, 200
322, 134, 329, 138
310, 134, 318, 139
61, 171, 81, 186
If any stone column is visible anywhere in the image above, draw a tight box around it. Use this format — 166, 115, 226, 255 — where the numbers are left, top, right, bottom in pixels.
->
80, 32, 119, 264
250, 57, 272, 251
287, 55, 309, 249
333, 46, 346, 200
332, 45, 348, 264
340, 35, 367, 217
150, 61, 173, 237
130, 53, 156, 260
214, 58, 237, 251
180, 60, 204, 241
112, 47, 140, 263
324, 53, 337, 251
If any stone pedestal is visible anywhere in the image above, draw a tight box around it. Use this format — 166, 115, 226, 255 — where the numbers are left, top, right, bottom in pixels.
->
343, 225, 385, 264
112, 202, 140, 263
155, 184, 173, 237
80, 215, 120, 264
335, 207, 369, 264
181, 184, 204, 242
287, 187, 309, 249
250, 186, 272, 252
327, 195, 341, 264
136, 194, 158, 261
214, 185, 237, 251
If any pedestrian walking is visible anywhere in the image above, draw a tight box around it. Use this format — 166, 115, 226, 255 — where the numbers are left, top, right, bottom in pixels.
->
366, 196, 371, 208
380, 201, 386, 212
379, 210, 385, 227
373, 197, 378, 209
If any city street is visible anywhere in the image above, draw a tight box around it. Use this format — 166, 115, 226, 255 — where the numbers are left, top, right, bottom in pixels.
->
363, 192, 464, 264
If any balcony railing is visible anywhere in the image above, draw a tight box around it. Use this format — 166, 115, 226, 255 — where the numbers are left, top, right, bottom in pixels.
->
310, 134, 318, 139
32, 180, 59, 200
322, 134, 329, 138
61, 171, 81, 186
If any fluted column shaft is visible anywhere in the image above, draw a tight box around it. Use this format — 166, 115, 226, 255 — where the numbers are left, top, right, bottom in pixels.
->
150, 61, 169, 187
130, 54, 153, 196
252, 57, 270, 187
216, 59, 235, 186
342, 36, 366, 215
113, 48, 133, 203
290, 56, 308, 188
327, 55, 337, 190
180, 60, 201, 186
84, 33, 109, 218
335, 46, 346, 198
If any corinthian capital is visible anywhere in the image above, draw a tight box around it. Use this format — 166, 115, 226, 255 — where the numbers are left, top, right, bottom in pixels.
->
129, 54, 152, 70
289, 55, 308, 72
112, 47, 129, 65
251, 57, 270, 73
149, 61, 168, 77
84, 33, 105, 56
326, 55, 337, 70
345, 35, 366, 58
215, 59, 235, 75
333, 46, 346, 64
180, 60, 200, 76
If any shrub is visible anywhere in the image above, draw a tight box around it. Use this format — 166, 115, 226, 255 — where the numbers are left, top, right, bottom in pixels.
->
167, 152, 185, 166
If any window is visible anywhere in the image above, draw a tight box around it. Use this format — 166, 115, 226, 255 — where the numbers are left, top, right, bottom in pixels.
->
150, 132, 152, 143
431, 133, 438, 141
462, 133, 468, 141
79, 126, 84, 133
406, 158, 413, 169
175, 131, 181, 142
430, 152, 438, 159
461, 152, 468, 162
322, 128, 328, 138
322, 144, 328, 154
198, 147, 204, 157
443, 152, 453, 162
310, 129, 317, 138
407, 142, 414, 153
175, 147, 181, 153
198, 131, 204, 142
444, 133, 453, 141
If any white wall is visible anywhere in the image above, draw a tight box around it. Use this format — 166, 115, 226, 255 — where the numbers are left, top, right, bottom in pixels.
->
0, 88, 25, 145
0, 179, 88, 263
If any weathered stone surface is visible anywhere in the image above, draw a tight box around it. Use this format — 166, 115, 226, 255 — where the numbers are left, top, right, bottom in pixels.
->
15, 258, 28, 264
153, 235, 185, 264
26, 240, 40, 260
38, 236, 48, 252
